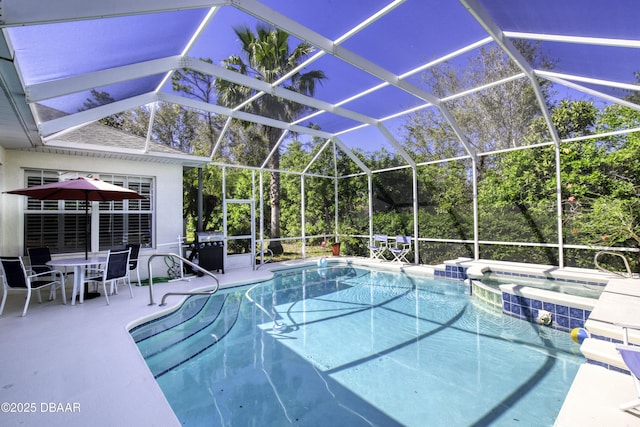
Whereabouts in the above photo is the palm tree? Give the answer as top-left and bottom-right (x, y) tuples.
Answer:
(216, 24), (326, 254)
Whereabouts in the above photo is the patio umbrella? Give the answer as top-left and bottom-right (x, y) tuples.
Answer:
(5, 176), (145, 259)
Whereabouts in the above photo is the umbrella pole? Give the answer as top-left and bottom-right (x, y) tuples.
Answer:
(83, 194), (99, 300)
(85, 195), (89, 260)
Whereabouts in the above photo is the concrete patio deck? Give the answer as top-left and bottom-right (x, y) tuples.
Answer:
(555, 276), (640, 427)
(0, 262), (278, 427)
(1, 257), (639, 426)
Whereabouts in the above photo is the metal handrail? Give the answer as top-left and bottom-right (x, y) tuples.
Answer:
(147, 253), (220, 306)
(594, 250), (633, 278)
(244, 282), (286, 331)
(255, 246), (274, 270)
(159, 291), (217, 307)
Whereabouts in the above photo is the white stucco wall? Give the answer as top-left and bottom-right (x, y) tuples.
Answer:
(0, 146), (5, 261)
(0, 150), (185, 280)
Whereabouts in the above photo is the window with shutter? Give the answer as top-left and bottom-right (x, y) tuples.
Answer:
(23, 170), (154, 255)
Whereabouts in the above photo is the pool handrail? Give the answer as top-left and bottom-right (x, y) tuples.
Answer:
(594, 250), (633, 278)
(244, 282), (285, 331)
(158, 290), (218, 307)
(255, 245), (274, 270)
(147, 253), (220, 306)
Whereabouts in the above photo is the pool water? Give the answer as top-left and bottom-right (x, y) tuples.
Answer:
(131, 264), (584, 426)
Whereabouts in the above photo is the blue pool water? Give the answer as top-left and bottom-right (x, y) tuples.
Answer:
(130, 264), (584, 426)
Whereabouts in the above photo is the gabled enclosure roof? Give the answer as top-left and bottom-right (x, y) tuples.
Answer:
(0, 0), (639, 168)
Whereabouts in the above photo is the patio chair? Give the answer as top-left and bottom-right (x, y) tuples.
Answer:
(28, 247), (57, 299)
(28, 247), (72, 298)
(126, 243), (141, 286)
(616, 344), (640, 411)
(0, 256), (66, 316)
(367, 235), (389, 260)
(390, 236), (411, 263)
(84, 248), (132, 305)
(27, 247), (53, 275)
(615, 323), (640, 412)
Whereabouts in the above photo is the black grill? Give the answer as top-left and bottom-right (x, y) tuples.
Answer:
(193, 231), (224, 273)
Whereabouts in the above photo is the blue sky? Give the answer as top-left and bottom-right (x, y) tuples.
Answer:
(7, 0), (640, 153)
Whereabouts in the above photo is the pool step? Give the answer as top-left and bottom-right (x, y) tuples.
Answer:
(140, 296), (242, 378)
(463, 259), (614, 283)
(580, 338), (627, 373)
(584, 319), (640, 346)
(580, 277), (640, 372)
(583, 279), (640, 347)
(133, 294), (225, 351)
(581, 319), (640, 372)
(130, 295), (211, 343)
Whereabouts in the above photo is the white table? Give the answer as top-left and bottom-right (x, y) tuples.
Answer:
(47, 256), (106, 305)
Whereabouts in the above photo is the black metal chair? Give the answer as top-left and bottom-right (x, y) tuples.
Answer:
(126, 243), (141, 286)
(84, 248), (132, 305)
(27, 247), (53, 275)
(0, 256), (66, 316)
(28, 247), (74, 295)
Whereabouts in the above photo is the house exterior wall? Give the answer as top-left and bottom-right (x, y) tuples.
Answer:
(0, 149), (184, 281)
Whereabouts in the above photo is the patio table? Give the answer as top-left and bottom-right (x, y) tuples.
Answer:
(47, 256), (107, 305)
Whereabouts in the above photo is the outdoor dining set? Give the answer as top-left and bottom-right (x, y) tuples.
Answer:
(0, 176), (146, 316)
(0, 244), (142, 317)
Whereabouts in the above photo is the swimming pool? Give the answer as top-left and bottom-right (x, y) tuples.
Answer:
(130, 263), (583, 426)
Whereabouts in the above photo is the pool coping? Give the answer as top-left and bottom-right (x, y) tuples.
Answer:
(1, 256), (637, 426)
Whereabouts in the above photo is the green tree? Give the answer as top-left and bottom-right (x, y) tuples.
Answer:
(80, 89), (149, 136)
(403, 41), (554, 177)
(625, 71), (640, 105)
(171, 63), (246, 236)
(281, 138), (336, 241)
(573, 104), (640, 250)
(172, 61), (221, 155)
(397, 42), (555, 263)
(183, 165), (223, 237)
(151, 103), (200, 153)
(215, 24), (327, 254)
(477, 100), (599, 264)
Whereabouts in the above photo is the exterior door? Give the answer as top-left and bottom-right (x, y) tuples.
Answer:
(223, 199), (256, 270)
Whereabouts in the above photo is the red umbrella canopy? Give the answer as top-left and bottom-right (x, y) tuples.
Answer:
(5, 177), (145, 259)
(5, 177), (145, 201)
